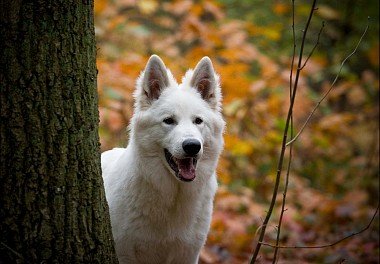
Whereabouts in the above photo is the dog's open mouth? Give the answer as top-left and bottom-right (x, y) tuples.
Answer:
(164, 149), (197, 182)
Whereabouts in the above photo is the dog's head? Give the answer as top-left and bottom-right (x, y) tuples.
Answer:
(131, 55), (224, 182)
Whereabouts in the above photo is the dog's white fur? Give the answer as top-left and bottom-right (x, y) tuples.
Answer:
(102, 55), (225, 264)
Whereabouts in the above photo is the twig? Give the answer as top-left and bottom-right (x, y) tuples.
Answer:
(272, 1), (297, 262)
(299, 21), (325, 70)
(273, 117), (294, 263)
(0, 241), (25, 262)
(286, 17), (370, 147)
(260, 204), (379, 249)
(249, 1), (318, 262)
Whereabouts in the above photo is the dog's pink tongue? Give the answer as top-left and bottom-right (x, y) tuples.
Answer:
(178, 158), (196, 180)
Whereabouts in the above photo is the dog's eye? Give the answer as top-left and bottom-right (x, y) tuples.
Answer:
(194, 117), (203, 125)
(163, 117), (175, 125)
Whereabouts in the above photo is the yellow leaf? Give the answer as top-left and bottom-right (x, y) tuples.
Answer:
(137, 0), (158, 15)
(225, 134), (254, 156)
(190, 4), (203, 17)
(317, 5), (340, 20)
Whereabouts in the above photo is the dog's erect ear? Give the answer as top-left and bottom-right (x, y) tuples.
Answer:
(190, 57), (221, 109)
(141, 55), (169, 102)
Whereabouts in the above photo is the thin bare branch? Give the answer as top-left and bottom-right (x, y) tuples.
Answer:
(299, 21), (325, 70)
(260, 204), (379, 249)
(286, 18), (370, 147)
(0, 242), (25, 262)
(249, 1), (318, 262)
(273, 119), (294, 263)
(289, 0), (296, 97)
(272, 1), (297, 261)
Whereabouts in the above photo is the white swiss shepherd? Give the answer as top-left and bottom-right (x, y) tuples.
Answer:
(101, 55), (225, 264)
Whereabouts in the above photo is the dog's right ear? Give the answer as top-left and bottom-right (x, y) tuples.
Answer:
(136, 55), (169, 107)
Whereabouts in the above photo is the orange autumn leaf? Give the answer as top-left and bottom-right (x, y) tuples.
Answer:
(273, 3), (290, 15)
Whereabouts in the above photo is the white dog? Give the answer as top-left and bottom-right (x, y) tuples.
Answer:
(101, 55), (225, 264)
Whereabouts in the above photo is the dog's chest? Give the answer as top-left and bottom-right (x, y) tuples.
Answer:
(119, 186), (210, 263)
(134, 186), (206, 235)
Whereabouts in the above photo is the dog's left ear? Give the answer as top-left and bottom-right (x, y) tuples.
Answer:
(190, 57), (221, 110)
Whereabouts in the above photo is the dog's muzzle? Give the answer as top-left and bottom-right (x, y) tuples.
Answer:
(164, 148), (198, 182)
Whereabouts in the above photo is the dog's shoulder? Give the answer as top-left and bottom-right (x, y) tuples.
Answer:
(101, 148), (126, 173)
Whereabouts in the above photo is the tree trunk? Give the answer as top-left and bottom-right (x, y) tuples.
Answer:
(0, 1), (118, 263)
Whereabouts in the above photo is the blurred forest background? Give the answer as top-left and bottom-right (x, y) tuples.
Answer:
(94, 0), (379, 263)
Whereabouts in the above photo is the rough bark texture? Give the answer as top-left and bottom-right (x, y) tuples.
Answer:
(0, 1), (118, 263)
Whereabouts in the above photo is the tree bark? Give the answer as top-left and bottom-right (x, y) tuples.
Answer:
(0, 1), (118, 263)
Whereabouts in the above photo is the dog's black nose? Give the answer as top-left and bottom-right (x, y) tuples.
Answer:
(182, 139), (201, 156)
